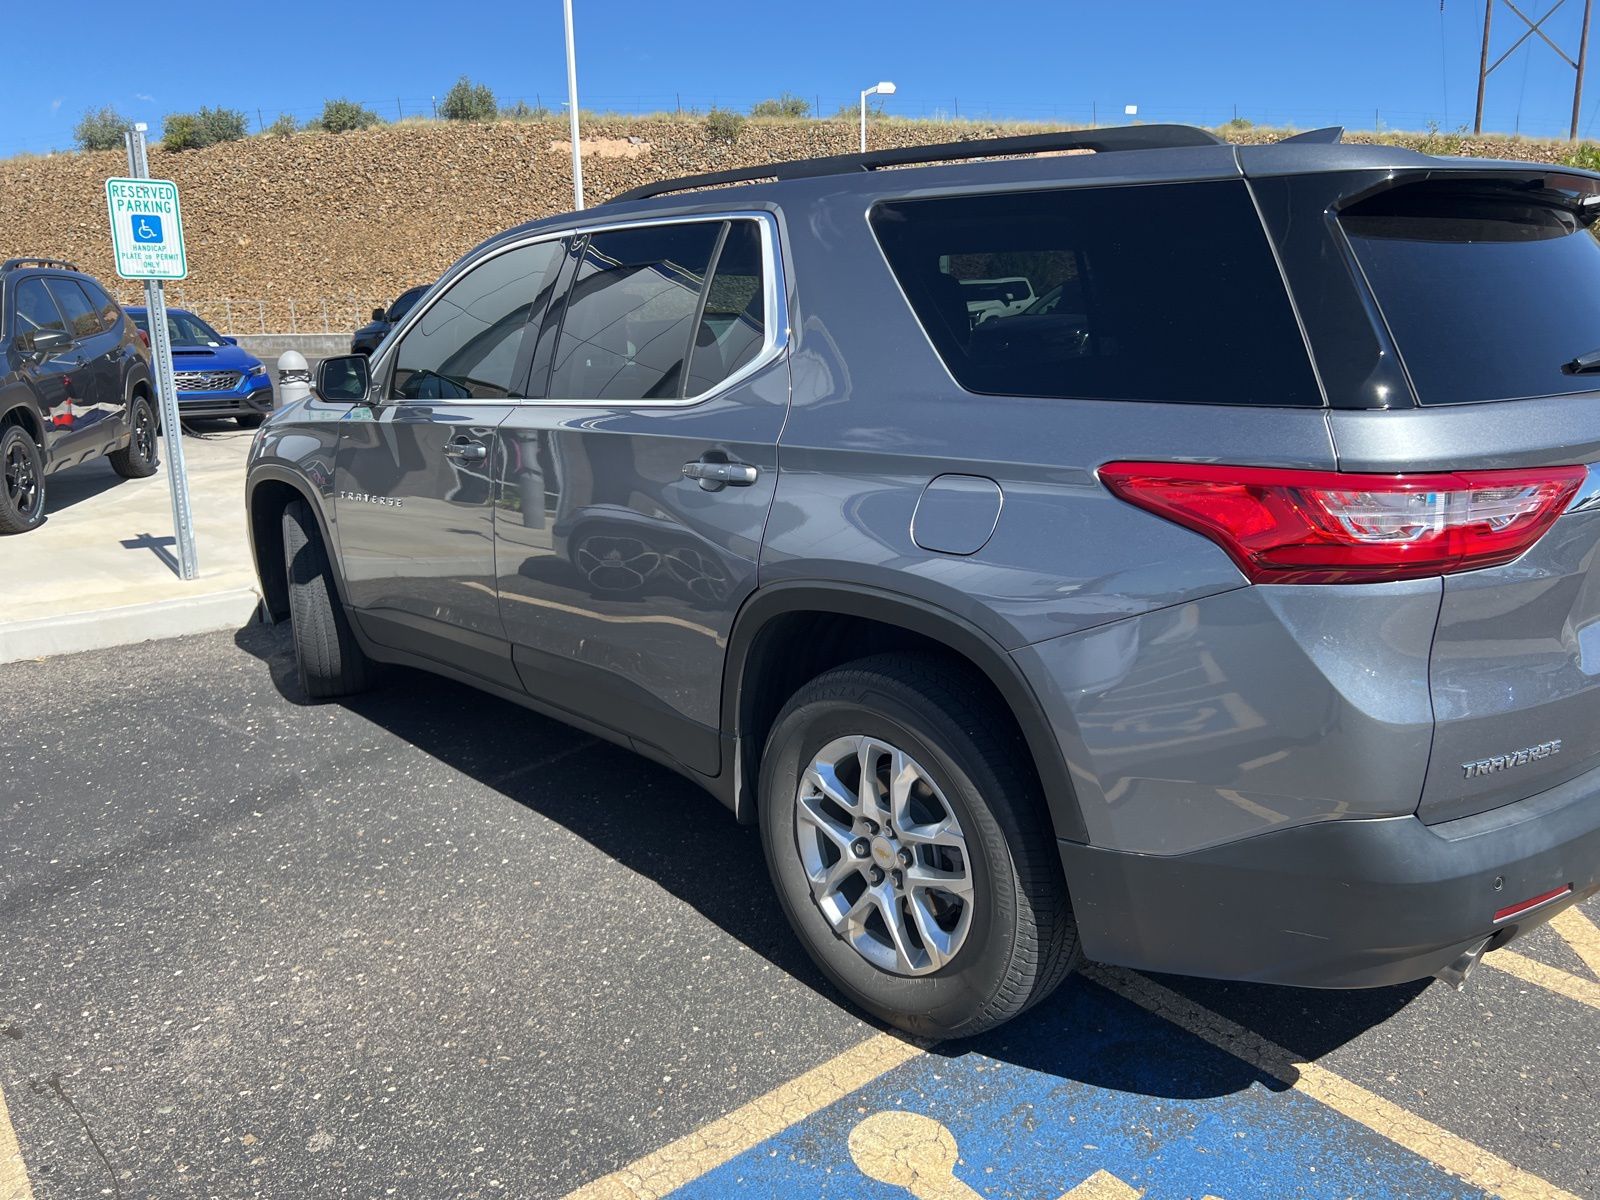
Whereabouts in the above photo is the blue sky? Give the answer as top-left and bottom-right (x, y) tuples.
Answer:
(4, 0), (1599, 157)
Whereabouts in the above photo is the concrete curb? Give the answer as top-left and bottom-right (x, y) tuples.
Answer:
(0, 587), (263, 665)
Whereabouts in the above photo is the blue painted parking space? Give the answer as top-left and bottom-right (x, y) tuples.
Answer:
(668, 978), (1484, 1199)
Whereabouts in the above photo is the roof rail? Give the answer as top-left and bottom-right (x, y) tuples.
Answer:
(2, 257), (81, 273)
(605, 124), (1226, 205)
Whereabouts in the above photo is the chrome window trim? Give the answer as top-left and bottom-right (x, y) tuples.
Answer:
(373, 210), (788, 409)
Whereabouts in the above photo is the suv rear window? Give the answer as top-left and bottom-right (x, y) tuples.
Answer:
(1341, 175), (1600, 405)
(870, 181), (1321, 407)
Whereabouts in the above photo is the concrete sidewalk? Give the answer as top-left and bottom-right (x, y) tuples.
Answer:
(0, 421), (263, 664)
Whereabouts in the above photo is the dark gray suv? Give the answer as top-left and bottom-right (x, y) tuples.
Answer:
(245, 126), (1600, 1037)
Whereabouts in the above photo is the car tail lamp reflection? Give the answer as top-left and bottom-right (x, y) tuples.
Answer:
(1098, 462), (1585, 584)
(136, 328), (150, 348)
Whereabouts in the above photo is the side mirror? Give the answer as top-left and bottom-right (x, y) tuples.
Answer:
(316, 354), (372, 403)
(221, 335), (238, 346)
(21, 329), (72, 357)
(372, 307), (387, 322)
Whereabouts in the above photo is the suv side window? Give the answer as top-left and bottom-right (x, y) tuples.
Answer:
(44, 279), (102, 340)
(77, 279), (121, 332)
(684, 220), (767, 397)
(13, 277), (67, 344)
(870, 181), (1321, 407)
(547, 221), (723, 401)
(391, 240), (563, 400)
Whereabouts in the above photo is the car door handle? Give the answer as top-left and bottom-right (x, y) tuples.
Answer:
(683, 459), (759, 489)
(443, 440), (488, 463)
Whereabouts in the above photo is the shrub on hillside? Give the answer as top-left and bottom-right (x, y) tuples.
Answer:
(441, 76), (498, 121)
(705, 107), (745, 145)
(1563, 142), (1600, 171)
(750, 93), (810, 118)
(74, 106), (130, 151)
(265, 113), (298, 139)
(162, 106), (248, 151)
(501, 100), (552, 121)
(318, 98), (382, 134)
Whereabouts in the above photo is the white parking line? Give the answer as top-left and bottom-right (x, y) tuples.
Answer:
(0, 1083), (33, 1200)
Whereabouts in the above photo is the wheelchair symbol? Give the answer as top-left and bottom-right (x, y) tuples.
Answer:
(132, 214), (163, 243)
(848, 1111), (1227, 1200)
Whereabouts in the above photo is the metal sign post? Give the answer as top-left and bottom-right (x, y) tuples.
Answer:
(110, 124), (197, 580)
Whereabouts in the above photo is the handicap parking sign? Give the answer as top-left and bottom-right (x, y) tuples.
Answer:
(104, 178), (186, 279)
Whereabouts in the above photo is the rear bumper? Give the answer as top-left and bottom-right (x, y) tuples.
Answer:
(1060, 761), (1600, 988)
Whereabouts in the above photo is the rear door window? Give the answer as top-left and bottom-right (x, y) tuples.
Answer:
(870, 180), (1321, 407)
(684, 220), (767, 396)
(44, 279), (102, 340)
(547, 222), (723, 401)
(77, 279), (121, 332)
(1341, 175), (1600, 405)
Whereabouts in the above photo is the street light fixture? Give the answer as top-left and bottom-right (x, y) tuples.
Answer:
(860, 81), (896, 153)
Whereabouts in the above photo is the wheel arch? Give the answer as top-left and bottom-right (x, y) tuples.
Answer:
(0, 399), (43, 446)
(246, 468), (345, 622)
(721, 582), (1088, 843)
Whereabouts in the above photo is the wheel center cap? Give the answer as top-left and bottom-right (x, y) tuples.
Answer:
(870, 836), (896, 869)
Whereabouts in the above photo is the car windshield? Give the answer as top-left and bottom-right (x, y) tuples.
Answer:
(132, 309), (225, 347)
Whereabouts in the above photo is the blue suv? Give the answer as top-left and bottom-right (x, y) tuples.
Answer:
(128, 306), (272, 427)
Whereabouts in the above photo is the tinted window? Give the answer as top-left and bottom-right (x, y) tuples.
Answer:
(78, 279), (121, 331)
(1342, 176), (1600, 405)
(12, 278), (66, 341)
(548, 222), (722, 401)
(388, 285), (429, 322)
(684, 220), (767, 396)
(167, 310), (223, 345)
(871, 181), (1321, 406)
(45, 279), (101, 339)
(392, 241), (561, 400)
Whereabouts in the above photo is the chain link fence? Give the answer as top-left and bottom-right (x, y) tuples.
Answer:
(112, 288), (384, 336)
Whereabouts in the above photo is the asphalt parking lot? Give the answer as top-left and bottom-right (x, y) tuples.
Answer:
(2, 626), (1598, 1199)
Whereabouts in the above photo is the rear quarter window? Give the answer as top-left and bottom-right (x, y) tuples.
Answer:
(870, 180), (1322, 407)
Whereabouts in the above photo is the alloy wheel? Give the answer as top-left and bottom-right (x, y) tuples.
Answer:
(4, 441), (40, 520)
(134, 404), (156, 462)
(794, 734), (974, 976)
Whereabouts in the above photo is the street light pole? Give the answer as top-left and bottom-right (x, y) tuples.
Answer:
(859, 81), (897, 153)
(563, 0), (584, 209)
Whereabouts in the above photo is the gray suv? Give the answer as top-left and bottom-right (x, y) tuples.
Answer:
(246, 126), (1600, 1037)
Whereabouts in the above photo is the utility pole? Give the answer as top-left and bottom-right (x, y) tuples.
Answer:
(563, 0), (584, 209)
(1473, 0), (1594, 139)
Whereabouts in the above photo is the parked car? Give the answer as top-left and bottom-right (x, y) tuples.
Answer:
(959, 275), (1035, 324)
(127, 306), (272, 428)
(349, 284), (430, 356)
(246, 126), (1600, 1038)
(0, 257), (155, 533)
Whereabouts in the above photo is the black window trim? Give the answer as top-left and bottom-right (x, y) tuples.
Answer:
(373, 210), (789, 409)
(864, 177), (1330, 410)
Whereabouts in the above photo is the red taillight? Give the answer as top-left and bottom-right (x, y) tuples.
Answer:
(1099, 461), (1585, 585)
(136, 328), (150, 348)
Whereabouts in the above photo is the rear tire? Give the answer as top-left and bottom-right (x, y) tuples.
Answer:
(0, 424), (46, 534)
(758, 652), (1078, 1038)
(282, 499), (375, 699)
(109, 395), (159, 479)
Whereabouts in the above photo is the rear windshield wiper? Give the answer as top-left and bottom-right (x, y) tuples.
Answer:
(1564, 348), (1600, 374)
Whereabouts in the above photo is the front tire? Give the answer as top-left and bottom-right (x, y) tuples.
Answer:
(281, 499), (375, 699)
(759, 652), (1078, 1038)
(0, 424), (46, 534)
(109, 395), (159, 479)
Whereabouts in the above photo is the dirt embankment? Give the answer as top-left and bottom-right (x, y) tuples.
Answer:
(1, 118), (1582, 333)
